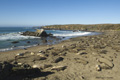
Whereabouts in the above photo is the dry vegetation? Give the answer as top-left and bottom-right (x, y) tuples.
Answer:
(42, 24), (120, 31)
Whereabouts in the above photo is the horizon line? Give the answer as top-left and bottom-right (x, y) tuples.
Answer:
(0, 23), (120, 27)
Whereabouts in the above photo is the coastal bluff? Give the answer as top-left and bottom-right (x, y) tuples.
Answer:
(22, 29), (52, 37)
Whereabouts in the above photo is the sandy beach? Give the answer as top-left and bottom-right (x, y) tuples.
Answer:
(0, 30), (120, 80)
(1, 0), (120, 79)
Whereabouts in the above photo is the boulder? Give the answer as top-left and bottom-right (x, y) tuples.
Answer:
(22, 29), (51, 37)
(38, 30), (48, 37)
(22, 31), (36, 36)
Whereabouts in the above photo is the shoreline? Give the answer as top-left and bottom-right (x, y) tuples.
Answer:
(0, 30), (120, 80)
(0, 30), (101, 52)
(0, 30), (102, 53)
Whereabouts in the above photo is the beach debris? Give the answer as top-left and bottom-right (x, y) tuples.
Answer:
(31, 52), (35, 55)
(96, 65), (101, 71)
(16, 53), (24, 56)
(53, 57), (64, 63)
(51, 66), (67, 71)
(98, 57), (114, 69)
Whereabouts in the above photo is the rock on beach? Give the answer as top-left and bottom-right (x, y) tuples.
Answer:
(22, 29), (52, 37)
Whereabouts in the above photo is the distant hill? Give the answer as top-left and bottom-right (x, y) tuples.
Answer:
(40, 24), (120, 31)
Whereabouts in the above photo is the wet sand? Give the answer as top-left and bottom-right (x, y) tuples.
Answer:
(0, 30), (120, 80)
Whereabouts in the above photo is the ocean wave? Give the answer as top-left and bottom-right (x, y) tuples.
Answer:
(0, 32), (40, 41)
(53, 31), (92, 37)
(0, 44), (37, 52)
(0, 47), (14, 52)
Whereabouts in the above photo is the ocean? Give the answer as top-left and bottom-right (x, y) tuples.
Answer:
(0, 27), (100, 52)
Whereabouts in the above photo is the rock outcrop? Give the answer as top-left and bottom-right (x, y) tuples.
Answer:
(22, 29), (52, 37)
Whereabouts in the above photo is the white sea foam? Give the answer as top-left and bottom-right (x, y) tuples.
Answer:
(0, 32), (40, 41)
(0, 47), (13, 52)
(53, 31), (92, 37)
(0, 44), (37, 52)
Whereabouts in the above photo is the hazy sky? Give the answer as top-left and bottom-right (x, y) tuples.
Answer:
(0, 0), (120, 26)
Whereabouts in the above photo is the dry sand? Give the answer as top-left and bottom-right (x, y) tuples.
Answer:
(0, 31), (120, 80)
